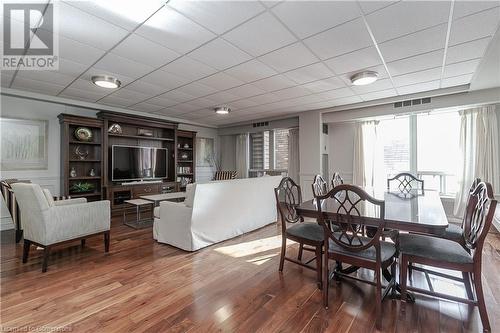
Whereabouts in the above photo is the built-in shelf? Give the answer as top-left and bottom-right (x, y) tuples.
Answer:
(69, 176), (101, 180)
(178, 160), (193, 162)
(177, 173), (193, 176)
(108, 133), (174, 141)
(177, 147), (193, 151)
(69, 141), (101, 145)
(69, 159), (101, 162)
(70, 192), (102, 198)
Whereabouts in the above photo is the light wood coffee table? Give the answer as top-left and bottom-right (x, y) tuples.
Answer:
(123, 199), (155, 229)
(140, 192), (186, 206)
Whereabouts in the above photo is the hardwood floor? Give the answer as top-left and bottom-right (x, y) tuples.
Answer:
(1, 221), (499, 333)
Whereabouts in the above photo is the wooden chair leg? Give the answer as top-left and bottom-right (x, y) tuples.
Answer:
(400, 254), (408, 314)
(104, 231), (110, 253)
(279, 237), (286, 272)
(315, 246), (322, 290)
(41, 246), (51, 273)
(408, 262), (413, 280)
(22, 239), (31, 263)
(323, 250), (329, 309)
(375, 266), (382, 330)
(390, 260), (397, 298)
(81, 239), (86, 248)
(473, 269), (491, 332)
(462, 272), (474, 301)
(297, 243), (304, 261)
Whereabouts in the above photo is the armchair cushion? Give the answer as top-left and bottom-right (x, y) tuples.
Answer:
(442, 223), (463, 242)
(399, 234), (473, 264)
(43, 189), (55, 207)
(53, 198), (87, 206)
(286, 222), (324, 243)
(184, 183), (196, 208)
(328, 235), (396, 263)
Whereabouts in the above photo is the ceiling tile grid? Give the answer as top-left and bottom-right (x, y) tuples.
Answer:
(2, 1), (499, 126)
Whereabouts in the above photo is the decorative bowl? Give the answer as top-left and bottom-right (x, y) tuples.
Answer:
(74, 127), (93, 142)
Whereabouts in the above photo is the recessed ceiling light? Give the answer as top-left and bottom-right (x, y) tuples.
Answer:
(214, 106), (231, 115)
(91, 75), (121, 89)
(350, 71), (378, 86)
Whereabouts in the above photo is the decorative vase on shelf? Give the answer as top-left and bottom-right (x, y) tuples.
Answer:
(181, 152), (188, 159)
(183, 143), (190, 148)
(89, 168), (96, 177)
(70, 167), (77, 178)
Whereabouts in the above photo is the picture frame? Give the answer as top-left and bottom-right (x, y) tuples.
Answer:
(0, 117), (49, 170)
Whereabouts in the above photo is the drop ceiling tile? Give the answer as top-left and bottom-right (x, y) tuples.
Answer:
(204, 91), (240, 104)
(246, 93), (281, 105)
(378, 24), (447, 62)
(171, 103), (202, 113)
(141, 70), (190, 91)
(159, 89), (197, 103)
(136, 6), (216, 53)
(224, 60), (277, 83)
(252, 75), (296, 92)
(359, 88), (398, 101)
(125, 79), (168, 96)
(16, 58), (87, 86)
(259, 42), (318, 72)
(11, 76), (65, 95)
(198, 72), (245, 90)
(443, 59), (481, 78)
(448, 7), (500, 46)
(176, 82), (218, 98)
(40, 2), (129, 50)
(284, 63), (334, 84)
(230, 98), (260, 110)
(452, 1), (500, 20)
(223, 12), (297, 57)
(302, 77), (346, 93)
(392, 67), (442, 87)
(64, 0), (165, 31)
(168, 0), (265, 34)
(358, 1), (398, 15)
(100, 95), (136, 107)
(94, 53), (154, 79)
(1, 73), (13, 87)
(396, 80), (441, 95)
(386, 49), (444, 76)
(130, 102), (165, 113)
(329, 95), (364, 106)
(154, 108), (187, 116)
(325, 46), (382, 75)
(365, 1), (451, 43)
(304, 18), (373, 60)
(272, 86), (313, 100)
(315, 87), (355, 100)
(441, 73), (473, 87)
(188, 97), (218, 108)
(112, 34), (180, 68)
(162, 56), (217, 81)
(147, 96), (178, 107)
(107, 88), (153, 101)
(188, 38), (252, 70)
(59, 87), (107, 102)
(225, 84), (266, 99)
(350, 78), (394, 94)
(272, 1), (359, 38)
(445, 37), (491, 64)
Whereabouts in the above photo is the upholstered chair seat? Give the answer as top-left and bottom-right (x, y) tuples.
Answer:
(328, 236), (396, 263)
(399, 234), (473, 264)
(286, 222), (324, 243)
(440, 223), (464, 243)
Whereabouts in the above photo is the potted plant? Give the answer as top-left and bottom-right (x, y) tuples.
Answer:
(70, 182), (95, 193)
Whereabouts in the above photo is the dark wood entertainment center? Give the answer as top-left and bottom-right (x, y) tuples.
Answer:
(59, 112), (196, 216)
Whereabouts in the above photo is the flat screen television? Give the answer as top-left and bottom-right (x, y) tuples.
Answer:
(111, 145), (168, 182)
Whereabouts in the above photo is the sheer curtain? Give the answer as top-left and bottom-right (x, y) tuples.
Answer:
(353, 121), (383, 189)
(287, 128), (299, 182)
(454, 105), (499, 216)
(235, 133), (249, 179)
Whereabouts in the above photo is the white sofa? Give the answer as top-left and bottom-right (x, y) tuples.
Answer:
(153, 176), (282, 251)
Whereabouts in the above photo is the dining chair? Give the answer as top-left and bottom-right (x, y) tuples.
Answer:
(398, 181), (497, 332)
(387, 172), (424, 194)
(316, 184), (397, 330)
(331, 172), (344, 188)
(275, 177), (323, 289)
(312, 174), (329, 197)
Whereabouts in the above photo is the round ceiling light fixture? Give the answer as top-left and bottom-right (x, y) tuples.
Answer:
(214, 106), (231, 115)
(350, 71), (378, 86)
(91, 75), (121, 89)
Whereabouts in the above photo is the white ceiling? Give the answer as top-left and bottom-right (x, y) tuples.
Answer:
(1, 0), (499, 126)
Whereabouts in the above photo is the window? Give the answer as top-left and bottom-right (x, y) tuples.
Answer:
(377, 112), (460, 195)
(249, 129), (289, 176)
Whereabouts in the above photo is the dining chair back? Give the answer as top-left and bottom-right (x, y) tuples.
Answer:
(312, 174), (329, 197)
(331, 172), (344, 188)
(387, 172), (424, 194)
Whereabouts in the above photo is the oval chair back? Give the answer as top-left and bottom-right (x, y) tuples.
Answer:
(275, 177), (303, 233)
(312, 174), (329, 197)
(331, 172), (344, 188)
(387, 172), (424, 194)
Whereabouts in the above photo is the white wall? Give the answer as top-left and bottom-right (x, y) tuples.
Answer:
(299, 110), (322, 200)
(328, 122), (356, 184)
(218, 135), (236, 171)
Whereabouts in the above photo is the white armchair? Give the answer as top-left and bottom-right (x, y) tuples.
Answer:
(11, 183), (111, 272)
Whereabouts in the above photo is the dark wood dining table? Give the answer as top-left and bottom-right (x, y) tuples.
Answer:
(295, 188), (449, 300)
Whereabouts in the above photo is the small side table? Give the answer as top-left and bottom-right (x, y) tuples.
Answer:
(123, 199), (154, 229)
(140, 192), (187, 206)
